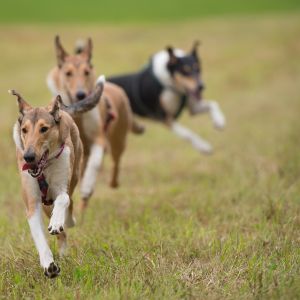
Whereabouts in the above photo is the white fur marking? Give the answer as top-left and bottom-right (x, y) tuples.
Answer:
(48, 192), (70, 234)
(160, 89), (181, 116)
(46, 75), (59, 96)
(189, 99), (226, 129)
(28, 203), (54, 268)
(13, 122), (24, 152)
(171, 122), (213, 154)
(80, 144), (104, 199)
(44, 146), (71, 197)
(152, 49), (185, 87)
(82, 106), (101, 141)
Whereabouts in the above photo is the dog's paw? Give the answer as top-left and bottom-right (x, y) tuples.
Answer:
(110, 180), (119, 189)
(192, 139), (213, 155)
(48, 220), (64, 235)
(212, 110), (226, 130)
(213, 115), (226, 130)
(44, 262), (60, 279)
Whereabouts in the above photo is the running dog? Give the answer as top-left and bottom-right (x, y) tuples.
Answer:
(11, 82), (103, 278)
(108, 42), (226, 154)
(47, 36), (143, 214)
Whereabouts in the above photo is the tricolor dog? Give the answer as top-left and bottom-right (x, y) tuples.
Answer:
(47, 36), (143, 214)
(11, 83), (103, 278)
(108, 42), (226, 154)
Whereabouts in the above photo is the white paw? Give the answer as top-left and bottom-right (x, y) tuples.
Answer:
(48, 214), (65, 235)
(44, 262), (60, 278)
(192, 138), (213, 155)
(212, 111), (226, 130)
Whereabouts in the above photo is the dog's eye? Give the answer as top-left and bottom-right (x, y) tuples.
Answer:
(84, 70), (90, 76)
(65, 71), (73, 77)
(40, 126), (49, 133)
(22, 128), (27, 134)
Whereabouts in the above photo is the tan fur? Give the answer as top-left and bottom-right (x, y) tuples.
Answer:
(47, 37), (140, 213)
(13, 95), (83, 266)
(173, 72), (199, 93)
(17, 108), (82, 218)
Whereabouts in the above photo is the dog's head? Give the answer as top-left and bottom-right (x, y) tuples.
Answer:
(11, 90), (63, 166)
(55, 35), (95, 103)
(166, 41), (204, 100)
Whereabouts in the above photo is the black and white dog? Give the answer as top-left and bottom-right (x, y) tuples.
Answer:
(77, 41), (226, 154)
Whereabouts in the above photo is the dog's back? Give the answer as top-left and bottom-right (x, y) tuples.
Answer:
(108, 65), (166, 120)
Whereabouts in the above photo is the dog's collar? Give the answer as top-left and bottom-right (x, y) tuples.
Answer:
(22, 143), (65, 206)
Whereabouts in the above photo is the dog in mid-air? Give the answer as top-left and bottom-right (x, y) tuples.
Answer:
(47, 36), (143, 214)
(10, 83), (103, 278)
(108, 41), (225, 154)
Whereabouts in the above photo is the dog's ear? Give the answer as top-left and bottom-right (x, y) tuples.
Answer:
(8, 89), (32, 118)
(166, 46), (178, 69)
(50, 95), (61, 124)
(82, 37), (93, 64)
(55, 35), (68, 68)
(191, 40), (200, 59)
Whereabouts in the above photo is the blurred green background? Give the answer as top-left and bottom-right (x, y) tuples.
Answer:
(1, 0), (300, 23)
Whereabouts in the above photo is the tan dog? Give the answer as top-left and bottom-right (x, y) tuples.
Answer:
(11, 83), (103, 278)
(47, 36), (143, 214)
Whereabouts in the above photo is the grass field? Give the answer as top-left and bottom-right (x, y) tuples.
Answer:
(1, 0), (300, 23)
(0, 12), (300, 299)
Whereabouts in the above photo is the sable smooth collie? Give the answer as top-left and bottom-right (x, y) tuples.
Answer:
(47, 36), (143, 215)
(10, 83), (103, 278)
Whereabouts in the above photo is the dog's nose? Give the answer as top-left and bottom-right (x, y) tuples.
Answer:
(76, 91), (86, 101)
(24, 152), (36, 163)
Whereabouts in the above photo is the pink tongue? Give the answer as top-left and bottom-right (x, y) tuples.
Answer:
(22, 163), (36, 171)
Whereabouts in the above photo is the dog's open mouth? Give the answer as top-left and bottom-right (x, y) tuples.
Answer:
(22, 150), (49, 178)
(187, 88), (202, 101)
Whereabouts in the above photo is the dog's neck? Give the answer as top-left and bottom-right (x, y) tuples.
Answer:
(152, 49), (185, 91)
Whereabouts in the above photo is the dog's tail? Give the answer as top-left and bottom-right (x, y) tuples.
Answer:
(74, 39), (86, 54)
(59, 76), (105, 116)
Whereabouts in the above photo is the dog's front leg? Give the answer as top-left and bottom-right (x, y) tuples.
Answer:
(189, 99), (226, 130)
(48, 192), (70, 235)
(28, 202), (60, 278)
(80, 143), (104, 211)
(170, 122), (213, 154)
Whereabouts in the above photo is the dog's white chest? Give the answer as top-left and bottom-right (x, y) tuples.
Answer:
(44, 147), (71, 198)
(82, 107), (101, 141)
(160, 89), (182, 116)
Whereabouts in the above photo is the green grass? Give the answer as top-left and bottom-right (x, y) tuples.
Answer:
(0, 13), (300, 299)
(0, 0), (300, 23)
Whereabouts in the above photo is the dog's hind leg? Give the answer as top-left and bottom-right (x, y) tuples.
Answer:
(110, 153), (120, 188)
(57, 231), (67, 257)
(170, 122), (213, 154)
(131, 118), (145, 135)
(110, 140), (125, 188)
(80, 142), (104, 212)
(65, 198), (75, 228)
